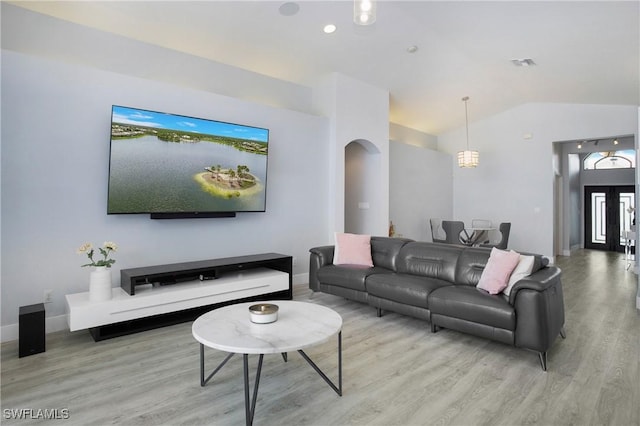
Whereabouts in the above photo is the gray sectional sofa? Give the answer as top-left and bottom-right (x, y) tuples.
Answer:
(309, 237), (565, 370)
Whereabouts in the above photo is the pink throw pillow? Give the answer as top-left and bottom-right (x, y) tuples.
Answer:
(477, 248), (521, 295)
(333, 233), (373, 267)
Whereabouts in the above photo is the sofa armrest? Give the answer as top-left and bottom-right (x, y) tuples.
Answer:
(511, 266), (565, 353)
(309, 246), (334, 291)
(508, 266), (562, 305)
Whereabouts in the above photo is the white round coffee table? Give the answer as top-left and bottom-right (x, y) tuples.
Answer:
(192, 300), (343, 426)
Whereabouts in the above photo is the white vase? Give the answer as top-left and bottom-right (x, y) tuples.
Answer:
(89, 266), (112, 302)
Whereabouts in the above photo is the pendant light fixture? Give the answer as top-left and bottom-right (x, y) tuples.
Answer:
(457, 96), (479, 168)
(354, 0), (376, 25)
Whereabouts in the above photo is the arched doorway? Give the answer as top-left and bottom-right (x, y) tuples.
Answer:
(344, 139), (382, 234)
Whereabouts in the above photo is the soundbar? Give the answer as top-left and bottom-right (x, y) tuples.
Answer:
(150, 212), (236, 219)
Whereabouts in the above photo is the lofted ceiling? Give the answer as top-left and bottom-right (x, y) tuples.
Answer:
(12, 1), (640, 135)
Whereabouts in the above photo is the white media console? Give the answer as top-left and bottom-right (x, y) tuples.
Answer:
(66, 253), (292, 340)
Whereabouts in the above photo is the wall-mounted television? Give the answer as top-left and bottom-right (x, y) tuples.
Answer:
(107, 105), (269, 218)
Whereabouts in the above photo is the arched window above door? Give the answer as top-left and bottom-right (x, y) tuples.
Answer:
(583, 150), (636, 170)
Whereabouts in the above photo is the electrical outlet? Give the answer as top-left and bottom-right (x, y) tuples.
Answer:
(292, 257), (297, 267)
(44, 289), (53, 304)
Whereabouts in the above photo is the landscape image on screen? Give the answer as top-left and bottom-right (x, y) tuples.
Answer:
(107, 105), (269, 214)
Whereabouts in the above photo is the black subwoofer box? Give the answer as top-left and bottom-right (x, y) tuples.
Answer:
(19, 303), (45, 357)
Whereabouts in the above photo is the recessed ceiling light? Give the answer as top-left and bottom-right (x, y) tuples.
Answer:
(323, 24), (337, 34)
(279, 2), (300, 16)
(407, 45), (418, 53)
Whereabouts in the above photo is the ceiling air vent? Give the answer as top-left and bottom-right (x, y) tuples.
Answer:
(511, 58), (536, 67)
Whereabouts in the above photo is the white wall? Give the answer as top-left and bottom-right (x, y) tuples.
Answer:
(567, 154), (582, 250)
(390, 123), (438, 150)
(1, 3), (313, 116)
(313, 73), (390, 238)
(389, 142), (453, 241)
(438, 103), (639, 258)
(0, 50), (329, 334)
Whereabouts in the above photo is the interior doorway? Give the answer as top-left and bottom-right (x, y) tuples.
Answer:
(553, 135), (636, 257)
(344, 139), (381, 235)
(584, 185), (635, 252)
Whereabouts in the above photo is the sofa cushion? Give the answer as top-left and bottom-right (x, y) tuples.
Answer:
(371, 236), (413, 271)
(333, 233), (373, 267)
(454, 247), (490, 286)
(317, 265), (391, 292)
(366, 273), (451, 309)
(428, 286), (516, 330)
(397, 242), (463, 282)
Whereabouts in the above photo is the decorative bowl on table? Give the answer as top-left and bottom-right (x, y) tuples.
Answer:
(249, 303), (279, 324)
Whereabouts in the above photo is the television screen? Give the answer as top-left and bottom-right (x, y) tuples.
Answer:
(107, 105), (269, 216)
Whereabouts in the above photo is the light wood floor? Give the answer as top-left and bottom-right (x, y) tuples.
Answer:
(2, 249), (639, 425)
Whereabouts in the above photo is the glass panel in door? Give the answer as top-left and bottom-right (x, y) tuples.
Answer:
(619, 191), (635, 246)
(585, 186), (635, 252)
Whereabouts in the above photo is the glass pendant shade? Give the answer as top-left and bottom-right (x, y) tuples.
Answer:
(354, 0), (376, 25)
(458, 96), (479, 168)
(457, 150), (479, 168)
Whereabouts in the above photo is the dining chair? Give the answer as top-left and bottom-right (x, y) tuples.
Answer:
(442, 220), (466, 245)
(430, 218), (447, 243)
(480, 222), (511, 250)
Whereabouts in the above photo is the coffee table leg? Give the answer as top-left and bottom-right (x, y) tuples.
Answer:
(339, 331), (342, 392)
(200, 344), (235, 387)
(200, 344), (204, 385)
(297, 331), (343, 396)
(243, 354), (264, 426)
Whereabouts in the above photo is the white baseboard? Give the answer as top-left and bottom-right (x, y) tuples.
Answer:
(1, 324), (18, 343)
(1, 273), (310, 343)
(1, 313), (68, 343)
(293, 272), (308, 286)
(561, 245), (582, 257)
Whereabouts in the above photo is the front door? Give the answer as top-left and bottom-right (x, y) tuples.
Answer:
(584, 185), (635, 252)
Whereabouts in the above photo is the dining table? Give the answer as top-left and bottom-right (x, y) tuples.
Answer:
(460, 227), (495, 246)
